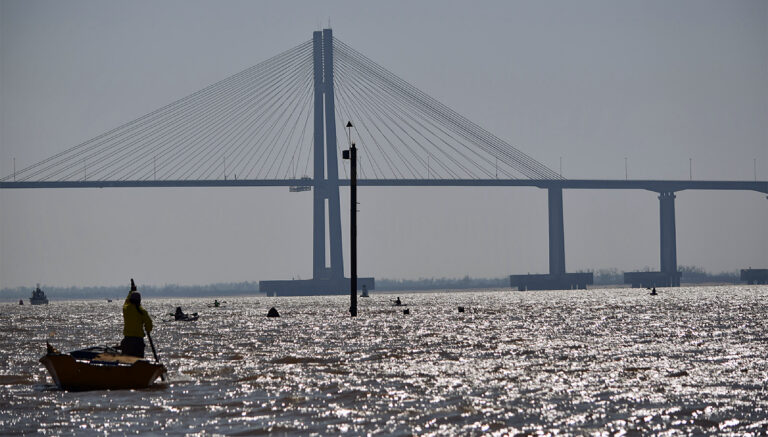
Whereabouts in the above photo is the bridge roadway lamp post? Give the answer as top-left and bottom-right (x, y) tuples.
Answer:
(343, 121), (358, 317)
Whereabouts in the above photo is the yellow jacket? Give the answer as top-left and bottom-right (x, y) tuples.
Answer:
(123, 291), (153, 337)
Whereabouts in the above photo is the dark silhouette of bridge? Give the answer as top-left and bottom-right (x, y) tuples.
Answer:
(2, 29), (766, 294)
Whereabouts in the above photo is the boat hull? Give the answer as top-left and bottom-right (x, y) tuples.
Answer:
(40, 353), (165, 391)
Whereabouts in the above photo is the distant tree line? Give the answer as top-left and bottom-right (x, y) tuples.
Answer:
(376, 275), (508, 291)
(588, 266), (739, 285)
(0, 266), (744, 300)
(677, 265), (739, 284)
(378, 266), (741, 290)
(1, 281), (259, 300)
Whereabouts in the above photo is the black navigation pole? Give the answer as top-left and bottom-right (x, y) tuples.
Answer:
(343, 121), (358, 317)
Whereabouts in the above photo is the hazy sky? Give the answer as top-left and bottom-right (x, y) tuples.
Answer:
(1, 0), (766, 289)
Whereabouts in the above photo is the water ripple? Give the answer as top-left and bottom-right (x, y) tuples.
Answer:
(1, 286), (767, 434)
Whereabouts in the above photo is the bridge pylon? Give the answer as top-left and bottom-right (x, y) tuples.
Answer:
(260, 29), (374, 297)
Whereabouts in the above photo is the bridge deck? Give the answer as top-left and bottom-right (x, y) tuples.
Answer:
(1, 179), (766, 193)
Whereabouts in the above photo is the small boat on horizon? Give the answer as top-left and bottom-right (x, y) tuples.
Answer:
(29, 284), (49, 305)
(40, 343), (165, 391)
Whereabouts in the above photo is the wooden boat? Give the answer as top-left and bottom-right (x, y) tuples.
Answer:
(40, 343), (165, 391)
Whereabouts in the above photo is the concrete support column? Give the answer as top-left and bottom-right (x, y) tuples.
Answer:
(323, 28), (344, 281)
(659, 191), (678, 285)
(311, 31), (326, 280)
(311, 28), (344, 281)
(548, 188), (566, 275)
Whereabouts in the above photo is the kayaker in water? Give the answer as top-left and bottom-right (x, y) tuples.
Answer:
(121, 279), (153, 358)
(174, 306), (188, 320)
(394, 297), (402, 306)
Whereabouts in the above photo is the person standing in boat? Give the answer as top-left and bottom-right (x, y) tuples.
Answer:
(121, 279), (153, 357)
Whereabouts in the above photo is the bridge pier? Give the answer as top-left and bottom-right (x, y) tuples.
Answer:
(741, 268), (768, 284)
(659, 191), (680, 284)
(624, 191), (682, 287)
(260, 28), (374, 297)
(510, 188), (593, 291)
(548, 187), (566, 275)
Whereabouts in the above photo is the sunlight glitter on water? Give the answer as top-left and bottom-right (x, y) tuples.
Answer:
(1, 285), (767, 435)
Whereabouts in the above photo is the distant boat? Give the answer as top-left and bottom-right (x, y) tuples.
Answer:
(30, 284), (49, 305)
(19, 299), (23, 305)
(361, 285), (369, 298)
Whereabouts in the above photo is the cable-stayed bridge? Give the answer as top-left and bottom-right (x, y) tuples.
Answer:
(2, 29), (766, 294)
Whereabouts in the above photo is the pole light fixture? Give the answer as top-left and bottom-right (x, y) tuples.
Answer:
(343, 121), (358, 317)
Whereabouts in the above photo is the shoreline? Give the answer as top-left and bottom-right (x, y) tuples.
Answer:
(2, 282), (762, 303)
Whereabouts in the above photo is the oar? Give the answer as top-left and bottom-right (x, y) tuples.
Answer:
(145, 330), (166, 382)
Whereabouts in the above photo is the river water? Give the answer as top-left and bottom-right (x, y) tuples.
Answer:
(1, 286), (767, 435)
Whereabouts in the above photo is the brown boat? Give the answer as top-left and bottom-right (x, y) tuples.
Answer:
(40, 343), (166, 391)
